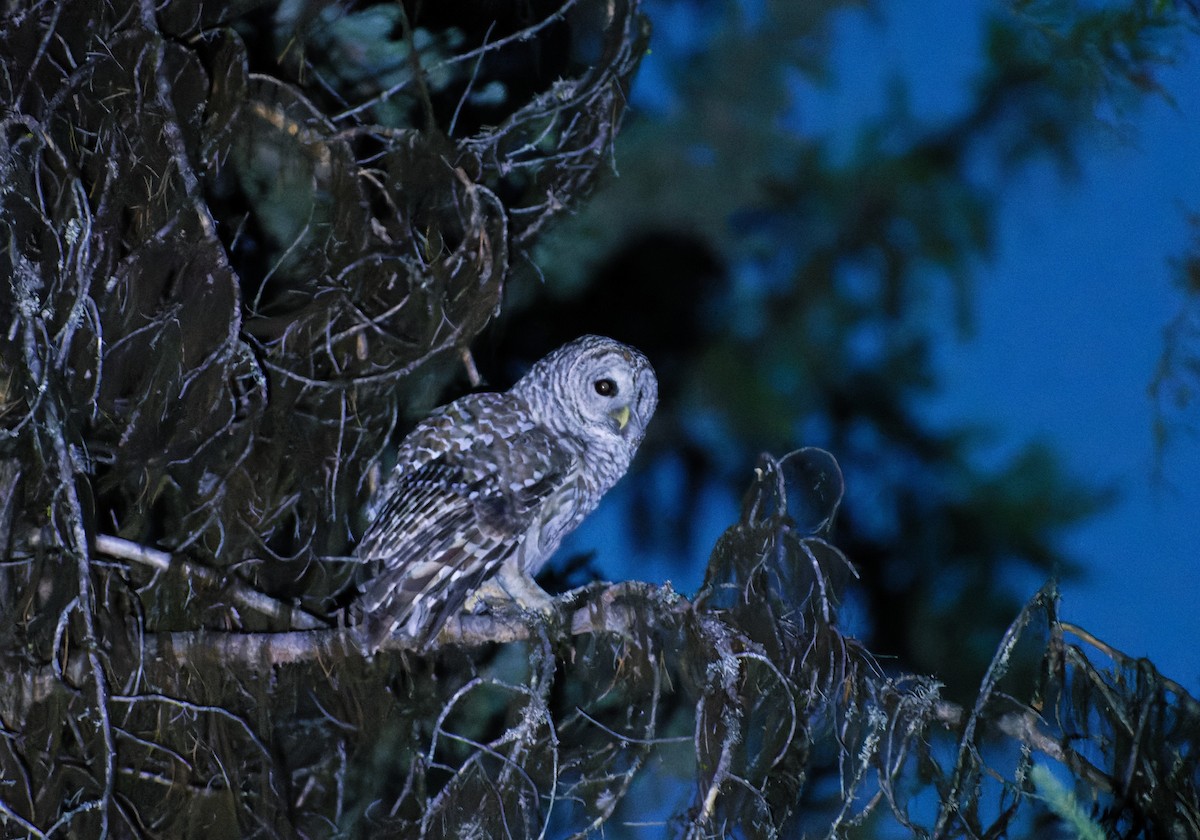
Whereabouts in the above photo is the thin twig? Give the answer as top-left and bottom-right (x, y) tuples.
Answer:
(94, 534), (327, 631)
(334, 0), (584, 122)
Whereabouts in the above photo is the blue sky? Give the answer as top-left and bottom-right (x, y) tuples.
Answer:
(783, 1), (1200, 688)
(858, 2), (1200, 689)
(570, 0), (1200, 690)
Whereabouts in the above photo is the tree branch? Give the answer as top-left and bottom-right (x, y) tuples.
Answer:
(93, 534), (328, 631)
(0, 581), (689, 720)
(144, 580), (688, 667)
(931, 699), (1115, 796)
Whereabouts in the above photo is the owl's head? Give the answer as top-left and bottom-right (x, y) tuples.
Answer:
(517, 335), (658, 447)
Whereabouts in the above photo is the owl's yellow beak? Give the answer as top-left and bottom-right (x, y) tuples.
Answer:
(610, 405), (631, 431)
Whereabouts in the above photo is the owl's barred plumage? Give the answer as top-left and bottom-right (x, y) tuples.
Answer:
(357, 335), (658, 648)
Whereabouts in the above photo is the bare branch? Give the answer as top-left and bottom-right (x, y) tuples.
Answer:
(93, 534), (327, 631)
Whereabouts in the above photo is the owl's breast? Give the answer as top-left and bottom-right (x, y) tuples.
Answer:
(516, 461), (588, 576)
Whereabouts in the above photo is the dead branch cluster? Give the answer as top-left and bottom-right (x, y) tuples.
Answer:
(1, 0), (647, 834)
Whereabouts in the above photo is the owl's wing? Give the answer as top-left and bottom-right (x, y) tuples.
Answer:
(357, 395), (575, 647)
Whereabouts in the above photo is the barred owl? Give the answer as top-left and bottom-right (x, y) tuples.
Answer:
(357, 335), (658, 648)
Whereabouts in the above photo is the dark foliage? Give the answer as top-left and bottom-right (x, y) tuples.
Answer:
(1, 0), (645, 628)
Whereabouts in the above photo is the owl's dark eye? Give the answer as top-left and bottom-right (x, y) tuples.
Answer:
(594, 378), (617, 397)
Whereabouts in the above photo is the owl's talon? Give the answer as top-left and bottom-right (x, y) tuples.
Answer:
(466, 565), (557, 616)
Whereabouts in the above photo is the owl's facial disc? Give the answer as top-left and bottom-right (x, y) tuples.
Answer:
(576, 355), (633, 432)
(517, 335), (656, 442)
(579, 352), (647, 437)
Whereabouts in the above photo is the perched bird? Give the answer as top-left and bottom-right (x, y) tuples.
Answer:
(357, 335), (658, 648)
